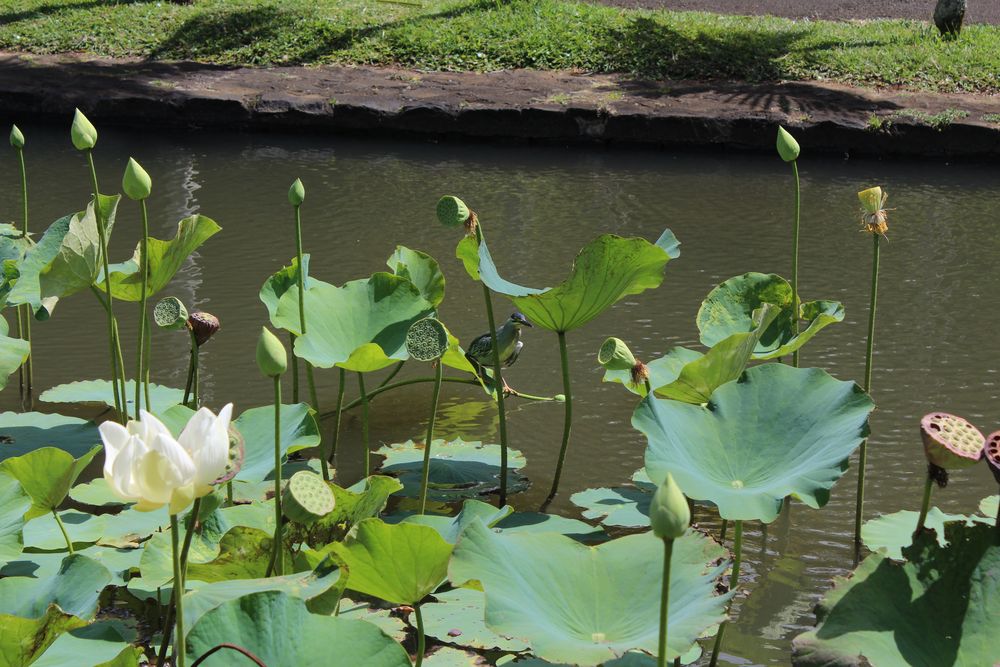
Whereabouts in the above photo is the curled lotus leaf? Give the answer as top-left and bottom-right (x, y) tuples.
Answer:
(259, 254), (316, 328)
(697, 272), (844, 360)
(0, 317), (30, 392)
(0, 446), (100, 520)
(387, 245), (446, 308)
(636, 363), (873, 523)
(396, 499), (514, 544)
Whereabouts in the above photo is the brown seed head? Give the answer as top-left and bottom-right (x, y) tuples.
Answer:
(188, 311), (221, 347)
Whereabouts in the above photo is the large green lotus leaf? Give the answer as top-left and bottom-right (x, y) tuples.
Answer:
(23, 510), (106, 550)
(476, 231), (678, 333)
(334, 518), (453, 605)
(183, 553), (344, 628)
(697, 273), (844, 360)
(185, 591), (411, 666)
(0, 605), (87, 667)
(421, 587), (529, 652)
(375, 438), (527, 502)
(980, 495), (998, 518)
(450, 522), (729, 665)
(0, 412), (99, 463)
(104, 215), (221, 301)
(318, 475), (403, 532)
(791, 522), (1000, 666)
(69, 478), (126, 508)
(185, 526), (288, 583)
(455, 235), (481, 282)
(0, 327), (28, 392)
(0, 553), (111, 619)
(387, 245), (445, 308)
(603, 347), (701, 397)
(259, 254), (318, 327)
(423, 646), (494, 666)
(861, 508), (991, 561)
(7, 195), (120, 317)
(637, 364), (873, 523)
(32, 621), (143, 667)
(396, 499), (514, 543)
(98, 506), (171, 548)
(494, 512), (606, 542)
(0, 471), (30, 560)
(275, 272), (434, 372)
(233, 403), (320, 483)
(570, 484), (652, 529)
(0, 446), (100, 519)
(338, 596), (407, 641)
(501, 650), (702, 666)
(40, 380), (183, 415)
(2, 544), (142, 588)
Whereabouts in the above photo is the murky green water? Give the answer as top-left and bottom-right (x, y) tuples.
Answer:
(1, 126), (998, 665)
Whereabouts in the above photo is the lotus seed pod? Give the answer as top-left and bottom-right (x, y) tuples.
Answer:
(122, 157), (152, 201)
(436, 196), (470, 227)
(406, 317), (449, 362)
(70, 108), (98, 151)
(211, 425), (245, 486)
(282, 471), (335, 525)
(188, 311), (221, 347)
(598, 337), (637, 372)
(256, 327), (287, 378)
(153, 297), (189, 330)
(776, 126), (800, 162)
(920, 412), (984, 470)
(858, 186), (889, 236)
(9, 125), (24, 150)
(650, 472), (690, 540)
(984, 431), (1000, 485)
(288, 178), (305, 206)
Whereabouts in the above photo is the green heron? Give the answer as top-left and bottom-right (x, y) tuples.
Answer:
(466, 312), (532, 386)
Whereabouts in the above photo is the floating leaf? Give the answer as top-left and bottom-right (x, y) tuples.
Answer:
(697, 273), (844, 360)
(104, 215), (221, 301)
(338, 596), (408, 642)
(603, 347), (701, 397)
(450, 522), (729, 665)
(23, 510), (106, 550)
(397, 499), (513, 543)
(0, 446), (100, 519)
(792, 523), (1000, 666)
(0, 553), (111, 620)
(69, 478), (127, 508)
(322, 475), (403, 531)
(233, 403), (320, 483)
(636, 364), (873, 523)
(861, 507), (990, 560)
(0, 411), (100, 464)
(421, 587), (530, 652)
(40, 380), (183, 414)
(494, 512), (605, 542)
(0, 472), (30, 560)
(376, 438), (527, 502)
(387, 245), (446, 308)
(184, 591), (411, 667)
(0, 544), (141, 588)
(31, 621), (143, 667)
(980, 495), (998, 518)
(0, 605), (87, 667)
(570, 484), (652, 529)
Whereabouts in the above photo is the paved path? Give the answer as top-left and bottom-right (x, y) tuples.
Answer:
(595, 0), (1000, 25)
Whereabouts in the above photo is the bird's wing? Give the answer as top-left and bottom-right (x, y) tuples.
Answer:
(466, 332), (493, 361)
(504, 341), (524, 367)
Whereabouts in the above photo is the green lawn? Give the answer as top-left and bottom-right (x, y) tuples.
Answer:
(1, 0), (999, 93)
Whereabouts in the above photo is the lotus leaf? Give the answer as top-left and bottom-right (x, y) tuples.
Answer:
(570, 484), (652, 529)
(861, 508), (991, 560)
(338, 596), (408, 641)
(791, 522), (1000, 666)
(98, 506), (171, 548)
(0, 412), (100, 464)
(423, 646), (492, 666)
(387, 245), (446, 307)
(398, 499), (514, 543)
(259, 254), (316, 326)
(0, 544), (141, 587)
(0, 446), (100, 519)
(376, 438), (527, 502)
(603, 347), (702, 397)
(334, 518), (453, 605)
(0, 318), (29, 391)
(184, 591), (411, 667)
(69, 478), (127, 508)
(697, 273), (844, 360)
(637, 364), (873, 523)
(449, 522), (729, 665)
(0, 605), (87, 667)
(32, 622), (143, 667)
(421, 587), (530, 652)
(0, 472), (29, 560)
(501, 650), (702, 666)
(494, 511), (605, 541)
(0, 553), (111, 620)
(23, 511), (105, 550)
(274, 272), (434, 372)
(980, 495), (998, 518)
(475, 231), (678, 332)
(320, 475), (403, 531)
(40, 380), (183, 414)
(228, 403), (320, 483)
(104, 214), (221, 301)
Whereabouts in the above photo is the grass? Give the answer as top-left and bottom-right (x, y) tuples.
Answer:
(892, 107), (970, 128)
(1, 0), (1000, 92)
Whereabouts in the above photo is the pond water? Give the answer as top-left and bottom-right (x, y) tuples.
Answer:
(1, 126), (998, 665)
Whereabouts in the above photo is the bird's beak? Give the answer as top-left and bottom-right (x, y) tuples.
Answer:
(522, 320), (533, 327)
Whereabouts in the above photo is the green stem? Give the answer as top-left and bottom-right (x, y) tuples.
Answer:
(135, 200), (149, 415)
(188, 329), (200, 409)
(657, 537), (674, 667)
(914, 471), (934, 536)
(271, 375), (283, 577)
(854, 233), (880, 550)
(112, 319), (128, 417)
(15, 148), (32, 411)
(290, 332), (299, 404)
(419, 363), (443, 515)
(377, 360), (405, 391)
(414, 604), (425, 667)
(182, 334), (196, 407)
(157, 497), (202, 667)
(16, 306), (24, 410)
(324, 367), (346, 481)
(226, 482), (233, 507)
(720, 518), (728, 543)
(53, 510), (73, 554)
(709, 520), (742, 667)
(791, 159), (801, 368)
(16, 146), (27, 238)
(546, 331), (573, 503)
(358, 372), (370, 478)
(995, 484), (999, 531)
(22, 306), (32, 411)
(143, 310), (151, 411)
(291, 202), (319, 411)
(170, 514), (187, 667)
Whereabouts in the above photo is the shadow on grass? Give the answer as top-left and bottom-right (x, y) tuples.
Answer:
(0, 0), (156, 25)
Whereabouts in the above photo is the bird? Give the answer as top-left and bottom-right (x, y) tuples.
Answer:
(466, 312), (532, 387)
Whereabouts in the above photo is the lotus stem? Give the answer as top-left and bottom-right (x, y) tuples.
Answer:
(184, 328), (200, 409)
(545, 331), (574, 504)
(157, 497), (202, 667)
(169, 513), (187, 667)
(324, 367), (346, 481)
(790, 160), (801, 368)
(414, 603), (426, 667)
(52, 510), (73, 554)
(657, 537), (674, 667)
(854, 233), (880, 552)
(143, 314), (151, 412)
(135, 200), (150, 415)
(270, 375), (283, 577)
(86, 151), (128, 422)
(14, 142), (32, 411)
(709, 519), (742, 667)
(291, 201), (320, 412)
(190, 644), (267, 667)
(377, 360), (405, 390)
(419, 362), (444, 515)
(358, 372), (370, 478)
(327, 376), (556, 415)
(289, 332), (299, 404)
(226, 482), (233, 507)
(914, 469), (934, 536)
(182, 334), (196, 407)
(720, 518), (728, 543)
(16, 306), (25, 410)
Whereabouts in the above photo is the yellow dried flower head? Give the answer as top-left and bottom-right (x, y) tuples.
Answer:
(858, 186), (891, 237)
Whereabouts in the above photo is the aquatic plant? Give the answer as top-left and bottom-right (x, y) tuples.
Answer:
(776, 126), (802, 367)
(256, 326), (287, 576)
(986, 431), (1000, 529)
(914, 412), (984, 534)
(8, 124), (33, 411)
(405, 317), (450, 514)
(649, 473), (691, 667)
(122, 158), (152, 414)
(287, 178), (319, 414)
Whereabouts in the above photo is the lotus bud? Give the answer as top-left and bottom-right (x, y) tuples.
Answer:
(122, 157), (152, 201)
(406, 317), (448, 362)
(650, 472), (690, 540)
(776, 126), (800, 162)
(256, 327), (287, 378)
(70, 108), (98, 151)
(188, 311), (220, 347)
(153, 297), (189, 331)
(288, 178), (305, 206)
(859, 186), (890, 236)
(598, 337), (649, 388)
(282, 471), (335, 525)
(920, 412), (984, 474)
(985, 431), (1000, 485)
(9, 125), (24, 150)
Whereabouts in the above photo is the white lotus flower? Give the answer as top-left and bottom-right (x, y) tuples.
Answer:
(99, 404), (234, 514)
